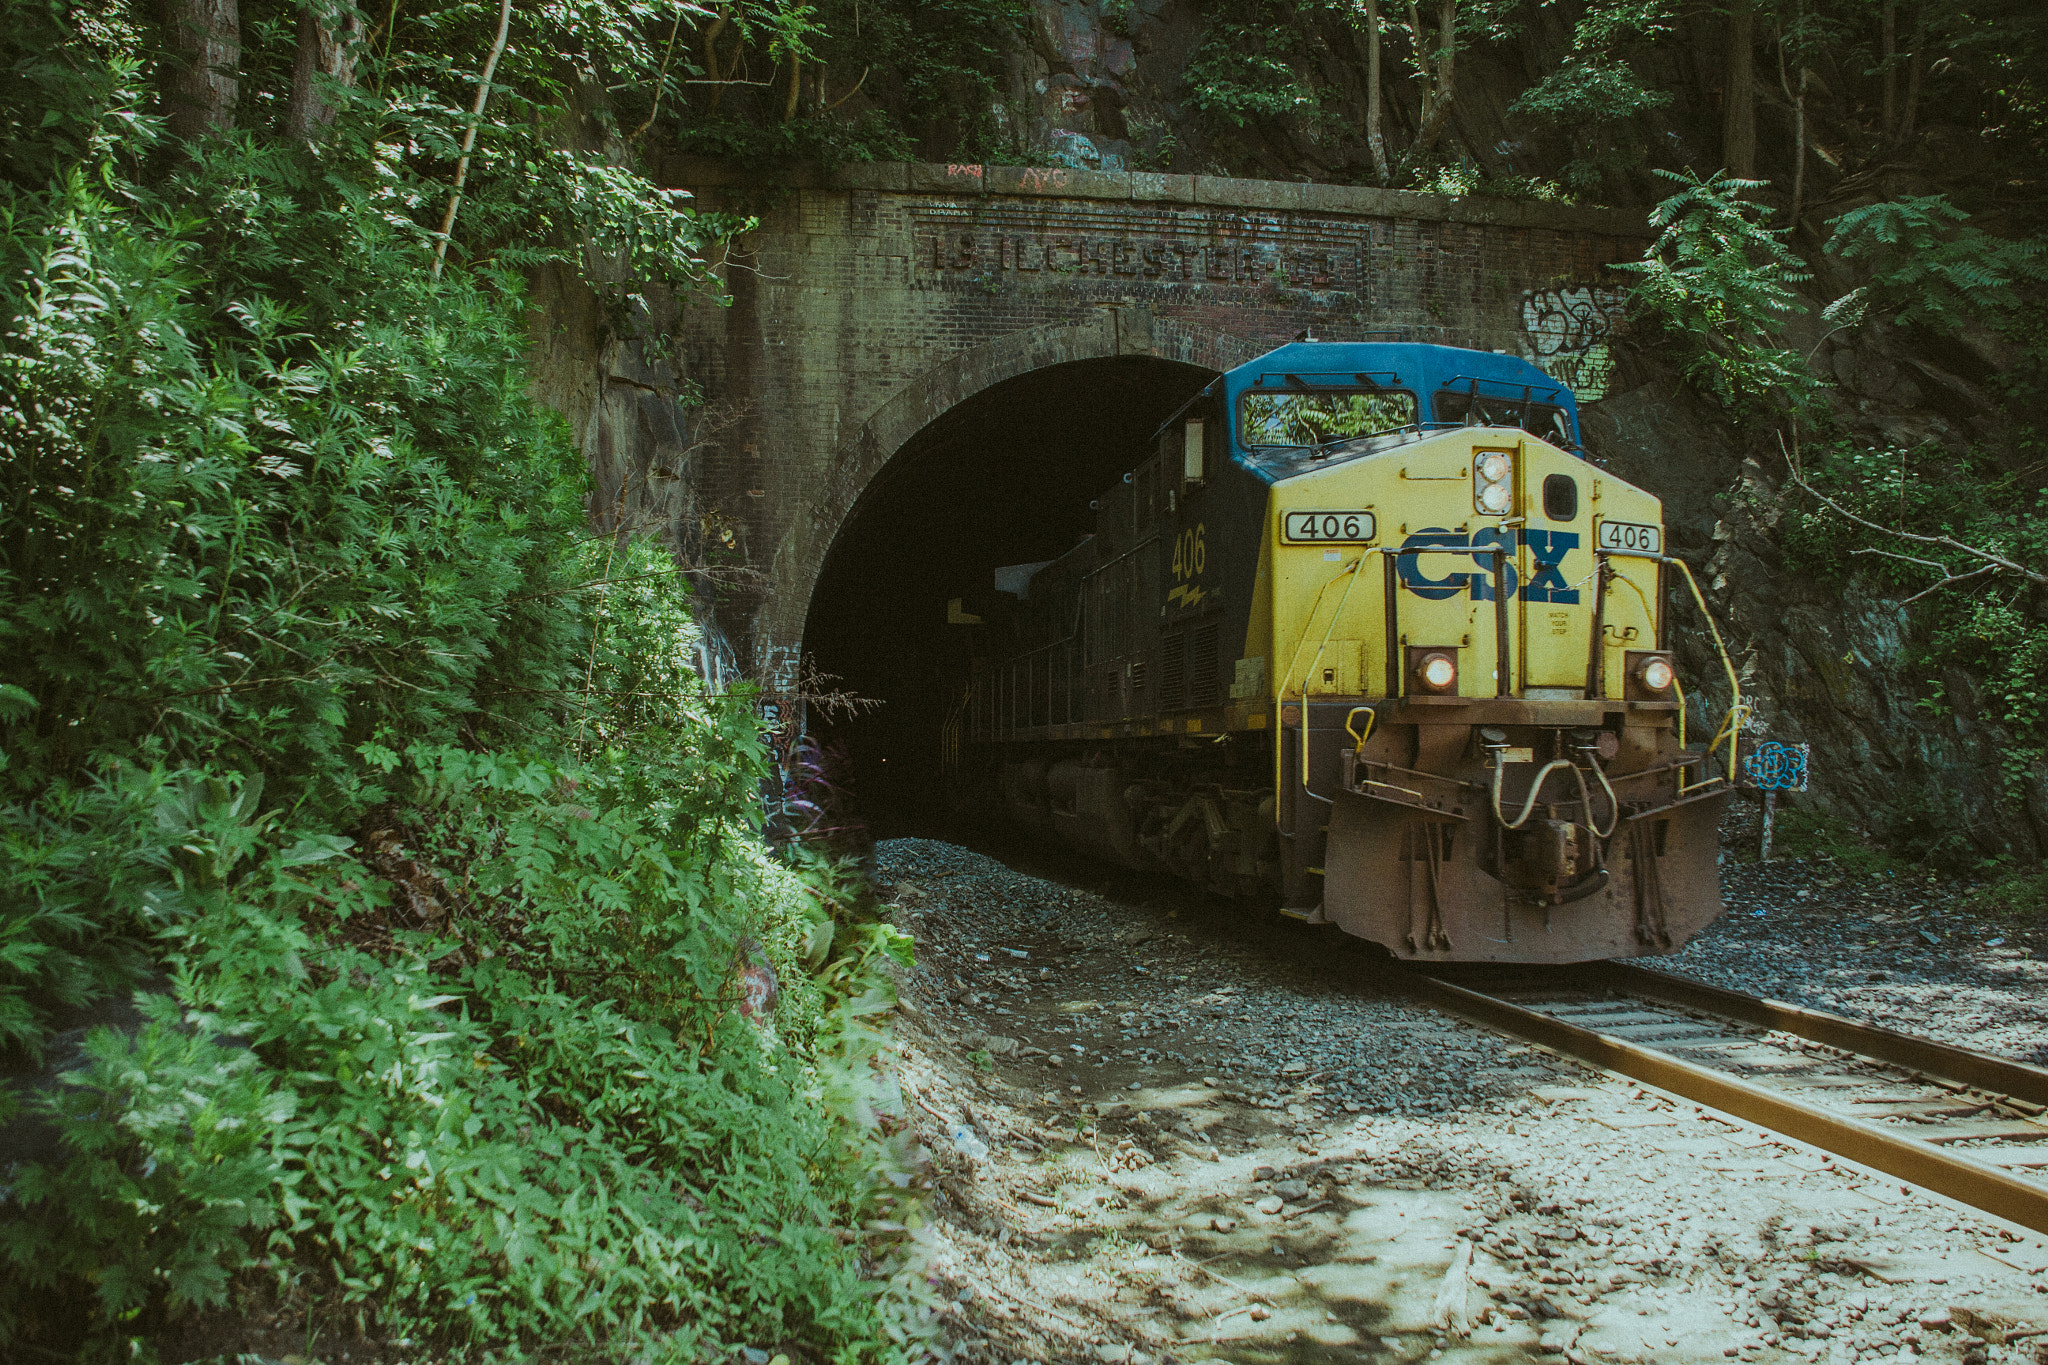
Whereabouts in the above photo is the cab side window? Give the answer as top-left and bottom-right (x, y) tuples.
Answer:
(1542, 473), (1578, 521)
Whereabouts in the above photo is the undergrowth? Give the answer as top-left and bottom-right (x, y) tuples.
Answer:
(0, 3), (922, 1361)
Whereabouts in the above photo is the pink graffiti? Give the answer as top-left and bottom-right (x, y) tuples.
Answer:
(1020, 166), (1069, 192)
(947, 163), (985, 179)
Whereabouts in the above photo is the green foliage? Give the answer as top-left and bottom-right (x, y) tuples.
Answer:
(1240, 390), (1418, 446)
(1825, 194), (2048, 337)
(0, 770), (171, 1055)
(1420, 162), (1569, 201)
(664, 0), (1029, 167)
(1961, 865), (2048, 918)
(0, 2), (914, 1359)
(1782, 438), (2048, 856)
(1759, 803), (1900, 876)
(3, 998), (299, 1324)
(1510, 58), (1670, 127)
(2, 747), (916, 1358)
(1186, 4), (1327, 131)
(1, 158), (598, 800)
(1566, 0), (1680, 51)
(1509, 58), (1669, 194)
(673, 108), (916, 171)
(1616, 169), (1820, 411)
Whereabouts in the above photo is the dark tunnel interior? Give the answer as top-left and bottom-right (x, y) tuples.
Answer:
(803, 355), (1216, 836)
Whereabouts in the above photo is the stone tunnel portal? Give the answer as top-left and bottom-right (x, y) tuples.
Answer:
(803, 354), (1215, 832)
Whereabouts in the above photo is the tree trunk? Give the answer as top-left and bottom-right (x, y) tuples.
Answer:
(285, 2), (362, 140)
(431, 0), (513, 279)
(157, 0), (241, 139)
(703, 12), (729, 112)
(1789, 66), (1808, 226)
(1410, 0), (1456, 155)
(1880, 2), (1896, 136)
(1364, 0), (1389, 182)
(1722, 0), (1755, 177)
(1899, 5), (1925, 141)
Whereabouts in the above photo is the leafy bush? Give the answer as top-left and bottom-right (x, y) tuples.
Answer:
(664, 0), (1029, 167)
(3, 747), (916, 1358)
(1781, 437), (2048, 846)
(1826, 195), (2048, 337)
(1615, 169), (1820, 411)
(1187, 8), (1327, 131)
(4, 997), (299, 1326)
(0, 3), (918, 1360)
(1508, 59), (1670, 195)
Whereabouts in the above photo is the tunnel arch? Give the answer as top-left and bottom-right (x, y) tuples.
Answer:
(758, 308), (1254, 660)
(794, 312), (1245, 826)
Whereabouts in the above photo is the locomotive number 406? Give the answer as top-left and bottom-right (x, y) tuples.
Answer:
(1595, 519), (1663, 555)
(1282, 510), (1377, 544)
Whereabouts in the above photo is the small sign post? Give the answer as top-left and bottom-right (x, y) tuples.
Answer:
(1738, 739), (1811, 862)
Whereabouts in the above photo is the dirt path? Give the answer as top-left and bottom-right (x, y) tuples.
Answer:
(876, 838), (2048, 1365)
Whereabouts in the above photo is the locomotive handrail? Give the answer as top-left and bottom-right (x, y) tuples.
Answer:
(1595, 549), (1744, 787)
(1659, 554), (1744, 789)
(1492, 544), (1513, 696)
(1273, 550), (1383, 842)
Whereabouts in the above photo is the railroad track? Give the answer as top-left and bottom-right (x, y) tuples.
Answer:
(1405, 961), (2048, 1234)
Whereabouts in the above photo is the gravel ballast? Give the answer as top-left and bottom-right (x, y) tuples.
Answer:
(872, 837), (2048, 1365)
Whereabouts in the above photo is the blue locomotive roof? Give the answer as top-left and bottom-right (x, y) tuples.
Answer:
(1211, 341), (1582, 480)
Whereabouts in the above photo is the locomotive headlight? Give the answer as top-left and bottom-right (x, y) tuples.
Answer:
(1626, 650), (1677, 699)
(1409, 648), (1459, 694)
(1473, 451), (1514, 515)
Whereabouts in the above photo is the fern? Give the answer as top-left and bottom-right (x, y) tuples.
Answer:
(1826, 195), (2048, 335)
(1614, 168), (1820, 411)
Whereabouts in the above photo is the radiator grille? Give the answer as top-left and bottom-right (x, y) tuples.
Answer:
(1190, 619), (1221, 706)
(1160, 632), (1187, 711)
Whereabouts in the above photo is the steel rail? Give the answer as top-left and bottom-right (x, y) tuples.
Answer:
(1405, 971), (2048, 1236)
(1586, 961), (2048, 1110)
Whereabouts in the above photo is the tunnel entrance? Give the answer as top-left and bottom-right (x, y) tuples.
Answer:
(802, 354), (1216, 836)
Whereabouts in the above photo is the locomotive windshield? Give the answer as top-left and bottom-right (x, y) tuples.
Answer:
(1432, 390), (1574, 446)
(1239, 390), (1418, 448)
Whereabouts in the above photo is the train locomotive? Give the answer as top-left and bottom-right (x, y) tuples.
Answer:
(943, 341), (1743, 964)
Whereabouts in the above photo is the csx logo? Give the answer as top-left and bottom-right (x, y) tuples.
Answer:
(1397, 528), (1581, 604)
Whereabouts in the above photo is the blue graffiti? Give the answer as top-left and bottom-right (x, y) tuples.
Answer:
(1395, 528), (1580, 604)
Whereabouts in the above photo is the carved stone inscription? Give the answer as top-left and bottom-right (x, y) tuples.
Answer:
(910, 205), (1387, 301)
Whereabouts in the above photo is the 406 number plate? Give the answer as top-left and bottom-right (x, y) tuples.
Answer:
(1596, 519), (1663, 555)
(1282, 510), (1376, 544)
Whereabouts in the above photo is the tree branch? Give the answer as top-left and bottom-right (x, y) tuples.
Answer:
(431, 0), (513, 280)
(629, 2), (707, 141)
(1780, 432), (2048, 594)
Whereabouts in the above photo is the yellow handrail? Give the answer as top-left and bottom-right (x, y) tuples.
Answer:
(1663, 555), (1747, 790)
(1273, 549), (1381, 809)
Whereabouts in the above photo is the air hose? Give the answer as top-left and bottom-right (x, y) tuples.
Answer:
(1571, 753), (1622, 840)
(1490, 753), (1620, 838)
(1491, 757), (1575, 830)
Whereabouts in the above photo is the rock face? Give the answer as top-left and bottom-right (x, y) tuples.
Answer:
(987, 0), (1618, 190)
(1581, 348), (2041, 864)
